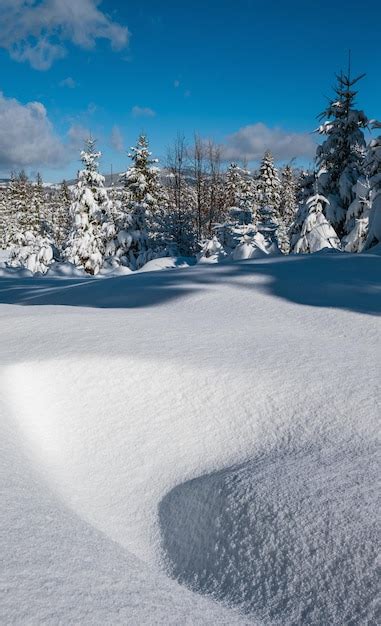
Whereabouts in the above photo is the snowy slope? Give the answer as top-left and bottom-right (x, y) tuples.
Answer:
(0, 252), (380, 624)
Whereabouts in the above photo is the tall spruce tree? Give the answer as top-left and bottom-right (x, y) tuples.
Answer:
(108, 134), (165, 269)
(363, 130), (381, 249)
(7, 171), (54, 274)
(225, 163), (243, 209)
(258, 151), (281, 216)
(0, 184), (9, 249)
(64, 138), (112, 275)
(316, 68), (369, 236)
(280, 165), (298, 227)
(225, 163), (257, 225)
(257, 151), (281, 249)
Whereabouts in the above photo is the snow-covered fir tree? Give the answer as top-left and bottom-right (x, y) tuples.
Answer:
(239, 170), (259, 224)
(197, 235), (227, 263)
(55, 180), (72, 248)
(8, 231), (53, 274)
(362, 130), (381, 250)
(0, 185), (9, 249)
(8, 171), (32, 242)
(257, 151), (281, 248)
(107, 134), (165, 269)
(288, 170), (314, 248)
(296, 169), (315, 206)
(258, 151), (281, 216)
(342, 177), (371, 252)
(316, 69), (369, 236)
(292, 192), (341, 254)
(342, 121), (381, 251)
(274, 164), (298, 254)
(32, 173), (46, 233)
(6, 171), (54, 274)
(64, 138), (113, 275)
(225, 163), (243, 209)
(198, 215), (267, 263)
(280, 165), (298, 227)
(224, 163), (257, 225)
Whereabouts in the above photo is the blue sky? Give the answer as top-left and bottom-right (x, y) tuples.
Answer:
(0, 0), (380, 181)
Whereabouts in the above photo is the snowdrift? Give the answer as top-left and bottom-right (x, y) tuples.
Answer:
(0, 252), (380, 624)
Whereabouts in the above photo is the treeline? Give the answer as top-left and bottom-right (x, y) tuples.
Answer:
(0, 69), (380, 275)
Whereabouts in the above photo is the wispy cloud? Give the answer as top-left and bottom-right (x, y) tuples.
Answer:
(0, 0), (129, 70)
(67, 124), (91, 150)
(87, 102), (98, 115)
(59, 77), (76, 89)
(110, 125), (124, 152)
(223, 122), (316, 162)
(131, 105), (156, 118)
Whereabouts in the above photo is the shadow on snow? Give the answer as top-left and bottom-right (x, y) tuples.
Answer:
(0, 252), (379, 316)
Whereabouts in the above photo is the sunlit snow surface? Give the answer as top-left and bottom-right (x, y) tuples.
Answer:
(0, 251), (380, 624)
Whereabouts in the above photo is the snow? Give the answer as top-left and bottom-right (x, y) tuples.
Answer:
(137, 256), (194, 273)
(0, 252), (380, 624)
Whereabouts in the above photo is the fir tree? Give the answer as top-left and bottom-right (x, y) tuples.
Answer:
(109, 134), (164, 269)
(342, 177), (371, 252)
(47, 180), (72, 250)
(316, 68), (369, 236)
(257, 151), (281, 248)
(31, 172), (47, 235)
(225, 163), (257, 225)
(8, 171), (32, 243)
(225, 163), (243, 209)
(0, 185), (9, 249)
(258, 151), (281, 215)
(292, 192), (341, 254)
(58, 180), (72, 244)
(6, 171), (54, 274)
(198, 199), (267, 263)
(275, 164), (298, 254)
(64, 138), (112, 275)
(280, 165), (298, 227)
(362, 130), (381, 250)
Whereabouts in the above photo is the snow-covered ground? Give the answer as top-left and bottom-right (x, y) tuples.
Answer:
(0, 251), (380, 624)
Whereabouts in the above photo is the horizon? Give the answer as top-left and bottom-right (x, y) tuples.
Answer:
(0, 0), (380, 182)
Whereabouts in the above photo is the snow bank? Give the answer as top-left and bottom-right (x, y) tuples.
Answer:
(0, 252), (380, 624)
(161, 443), (379, 623)
(137, 256), (195, 273)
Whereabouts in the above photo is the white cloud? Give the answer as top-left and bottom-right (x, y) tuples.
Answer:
(59, 76), (76, 88)
(0, 92), (65, 171)
(223, 122), (316, 162)
(0, 0), (129, 70)
(0, 92), (90, 173)
(131, 105), (156, 118)
(110, 125), (124, 152)
(174, 80), (180, 88)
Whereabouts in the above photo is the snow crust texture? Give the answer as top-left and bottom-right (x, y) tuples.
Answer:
(160, 442), (379, 624)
